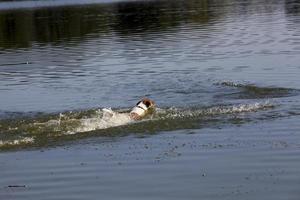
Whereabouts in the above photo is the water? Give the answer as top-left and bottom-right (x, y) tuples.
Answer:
(0, 0), (300, 199)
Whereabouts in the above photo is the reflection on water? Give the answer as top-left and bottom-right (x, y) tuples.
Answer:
(0, 0), (299, 48)
(285, 0), (300, 16)
(0, 0), (299, 49)
(0, 0), (223, 48)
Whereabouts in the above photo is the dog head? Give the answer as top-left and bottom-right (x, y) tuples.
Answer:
(130, 98), (155, 120)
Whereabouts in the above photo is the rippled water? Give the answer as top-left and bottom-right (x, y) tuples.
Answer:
(0, 0), (300, 199)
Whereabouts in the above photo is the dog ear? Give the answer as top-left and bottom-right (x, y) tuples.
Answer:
(144, 101), (151, 107)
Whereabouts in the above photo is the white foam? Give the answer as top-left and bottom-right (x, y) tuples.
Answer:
(206, 102), (273, 115)
(73, 108), (133, 133)
(0, 137), (34, 147)
(159, 102), (274, 119)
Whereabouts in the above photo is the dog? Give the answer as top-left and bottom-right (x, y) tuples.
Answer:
(101, 98), (156, 123)
(130, 98), (156, 120)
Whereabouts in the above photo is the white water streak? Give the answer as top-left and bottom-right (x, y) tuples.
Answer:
(0, 137), (34, 147)
(70, 108), (133, 134)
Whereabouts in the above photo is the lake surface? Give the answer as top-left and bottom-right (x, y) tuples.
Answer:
(0, 0), (300, 199)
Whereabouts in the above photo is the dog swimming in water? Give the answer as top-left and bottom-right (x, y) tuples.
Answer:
(101, 98), (156, 124)
(129, 98), (156, 120)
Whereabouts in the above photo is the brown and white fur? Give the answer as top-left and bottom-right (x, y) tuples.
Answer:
(130, 98), (156, 120)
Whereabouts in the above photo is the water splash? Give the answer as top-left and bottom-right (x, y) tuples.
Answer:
(0, 101), (275, 149)
(0, 137), (34, 148)
(72, 108), (133, 134)
(158, 102), (274, 119)
(215, 81), (299, 99)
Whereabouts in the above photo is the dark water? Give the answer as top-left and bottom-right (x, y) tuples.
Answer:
(0, 0), (300, 199)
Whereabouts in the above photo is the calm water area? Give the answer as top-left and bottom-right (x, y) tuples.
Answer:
(0, 0), (300, 199)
